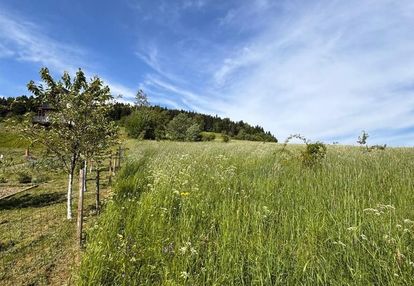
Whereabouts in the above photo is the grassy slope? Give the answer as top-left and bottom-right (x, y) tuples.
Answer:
(78, 140), (414, 285)
(0, 123), (30, 149)
(0, 173), (111, 285)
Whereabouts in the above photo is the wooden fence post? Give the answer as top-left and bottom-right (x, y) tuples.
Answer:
(90, 159), (93, 174)
(77, 163), (85, 247)
(113, 153), (118, 173)
(96, 163), (100, 212)
(108, 154), (112, 184)
(118, 146), (122, 169)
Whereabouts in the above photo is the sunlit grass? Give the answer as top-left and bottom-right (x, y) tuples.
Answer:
(79, 140), (414, 285)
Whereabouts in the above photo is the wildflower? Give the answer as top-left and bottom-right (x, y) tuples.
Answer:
(360, 234), (367, 240)
(162, 242), (174, 254)
(179, 246), (187, 255)
(130, 257), (137, 262)
(180, 271), (189, 279)
(347, 226), (358, 231)
(333, 241), (346, 247)
(180, 192), (190, 197)
(117, 233), (124, 240)
(190, 247), (198, 255)
(363, 208), (379, 215)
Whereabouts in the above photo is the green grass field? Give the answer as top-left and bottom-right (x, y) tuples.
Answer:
(78, 140), (414, 285)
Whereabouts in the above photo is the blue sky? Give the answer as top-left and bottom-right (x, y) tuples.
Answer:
(1, 0), (414, 146)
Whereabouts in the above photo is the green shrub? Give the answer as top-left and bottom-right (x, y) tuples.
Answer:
(301, 141), (327, 166)
(222, 134), (230, 143)
(17, 172), (32, 184)
(280, 135), (327, 167)
(31, 174), (50, 184)
(370, 144), (387, 151)
(201, 133), (216, 141)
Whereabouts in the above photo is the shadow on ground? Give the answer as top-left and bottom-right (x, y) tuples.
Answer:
(0, 192), (65, 210)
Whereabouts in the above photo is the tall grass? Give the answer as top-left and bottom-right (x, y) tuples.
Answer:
(78, 141), (414, 285)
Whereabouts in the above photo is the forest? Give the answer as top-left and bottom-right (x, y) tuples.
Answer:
(0, 96), (277, 142)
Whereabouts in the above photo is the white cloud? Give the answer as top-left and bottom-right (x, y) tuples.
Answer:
(209, 0), (414, 145)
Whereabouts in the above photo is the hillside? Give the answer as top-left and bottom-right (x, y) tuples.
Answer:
(1, 97), (277, 143)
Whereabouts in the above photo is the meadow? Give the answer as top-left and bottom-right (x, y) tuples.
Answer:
(78, 140), (414, 285)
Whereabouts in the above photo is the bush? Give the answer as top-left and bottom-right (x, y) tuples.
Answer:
(201, 133), (216, 141)
(222, 134), (230, 143)
(31, 174), (50, 184)
(17, 172), (32, 184)
(0, 176), (7, 183)
(370, 144), (387, 151)
(301, 142), (327, 166)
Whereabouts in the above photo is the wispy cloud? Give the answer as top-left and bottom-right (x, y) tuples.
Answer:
(207, 0), (414, 145)
(0, 6), (135, 99)
(0, 9), (87, 73)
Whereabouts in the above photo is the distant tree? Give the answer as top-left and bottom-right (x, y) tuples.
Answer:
(135, 89), (149, 108)
(0, 105), (9, 118)
(186, 123), (202, 141)
(166, 113), (198, 141)
(125, 108), (168, 140)
(357, 130), (369, 146)
(10, 99), (27, 115)
(108, 102), (133, 121)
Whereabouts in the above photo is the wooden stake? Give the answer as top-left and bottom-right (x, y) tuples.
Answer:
(118, 146), (122, 169)
(96, 164), (100, 212)
(77, 163), (85, 247)
(108, 154), (112, 184)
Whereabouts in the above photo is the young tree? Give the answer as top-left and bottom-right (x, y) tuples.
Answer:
(135, 89), (149, 108)
(166, 113), (198, 141)
(186, 123), (202, 141)
(125, 107), (168, 140)
(83, 107), (118, 212)
(25, 67), (116, 219)
(357, 130), (369, 147)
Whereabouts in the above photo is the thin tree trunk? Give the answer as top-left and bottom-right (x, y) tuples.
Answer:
(84, 161), (88, 192)
(67, 155), (76, 220)
(95, 163), (100, 212)
(77, 162), (85, 247)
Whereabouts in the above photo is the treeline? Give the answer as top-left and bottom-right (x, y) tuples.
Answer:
(122, 105), (277, 142)
(0, 96), (38, 117)
(1, 96), (277, 142)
